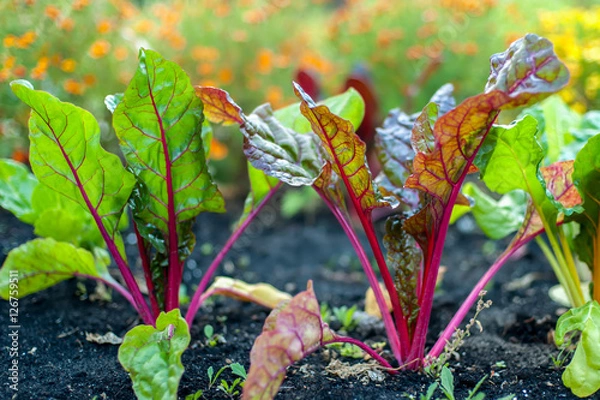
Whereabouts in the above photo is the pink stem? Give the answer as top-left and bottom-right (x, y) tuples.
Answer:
(316, 188), (404, 364)
(185, 183), (282, 325)
(406, 114), (501, 366)
(134, 222), (160, 317)
(74, 273), (135, 308)
(323, 336), (397, 373)
(360, 216), (411, 357)
(146, 88), (180, 312)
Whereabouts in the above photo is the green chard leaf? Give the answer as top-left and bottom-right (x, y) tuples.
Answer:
(0, 238), (107, 299)
(243, 281), (335, 400)
(113, 49), (225, 251)
(570, 134), (600, 300)
(274, 87), (365, 133)
(404, 34), (569, 265)
(555, 301), (600, 398)
(0, 159), (38, 224)
(119, 309), (190, 400)
(10, 80), (135, 249)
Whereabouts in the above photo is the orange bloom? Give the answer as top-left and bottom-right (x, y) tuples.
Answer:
(265, 86), (283, 108)
(73, 0), (89, 10)
(243, 9), (266, 24)
(134, 19), (153, 34)
(3, 35), (17, 48)
(218, 68), (234, 84)
(64, 79), (84, 95)
(45, 5), (61, 20)
(59, 17), (75, 31)
(3, 56), (16, 69)
(191, 46), (220, 61)
(197, 63), (214, 76)
(97, 19), (112, 34)
(89, 40), (111, 59)
(60, 58), (77, 73)
(208, 138), (228, 161)
(11, 149), (29, 164)
(31, 66), (46, 80)
(17, 31), (37, 48)
(215, 3), (230, 17)
(13, 65), (27, 78)
(257, 49), (273, 74)
(114, 46), (129, 61)
(0, 69), (9, 82)
(83, 74), (96, 86)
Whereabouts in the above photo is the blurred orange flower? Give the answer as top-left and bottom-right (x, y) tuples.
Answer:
(13, 65), (27, 77)
(265, 86), (284, 108)
(197, 63), (214, 76)
(134, 19), (153, 34)
(208, 138), (228, 160)
(64, 79), (84, 95)
(257, 49), (273, 74)
(73, 0), (89, 10)
(218, 68), (234, 84)
(60, 58), (77, 73)
(114, 46), (129, 61)
(3, 35), (17, 48)
(97, 19), (113, 34)
(83, 74), (97, 86)
(89, 40), (111, 59)
(17, 31), (37, 48)
(3, 56), (16, 69)
(45, 5), (61, 20)
(59, 18), (75, 31)
(191, 46), (220, 61)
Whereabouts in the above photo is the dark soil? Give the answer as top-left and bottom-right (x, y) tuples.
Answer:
(0, 200), (583, 400)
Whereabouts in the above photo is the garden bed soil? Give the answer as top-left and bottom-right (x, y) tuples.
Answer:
(0, 200), (581, 400)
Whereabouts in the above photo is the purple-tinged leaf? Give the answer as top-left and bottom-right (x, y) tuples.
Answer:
(243, 281), (334, 400)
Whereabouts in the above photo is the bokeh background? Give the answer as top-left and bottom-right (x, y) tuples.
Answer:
(2, 0), (599, 190)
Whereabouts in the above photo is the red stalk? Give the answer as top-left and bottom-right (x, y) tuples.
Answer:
(322, 336), (397, 373)
(316, 188), (404, 363)
(146, 88), (180, 312)
(133, 222), (160, 318)
(185, 183), (282, 325)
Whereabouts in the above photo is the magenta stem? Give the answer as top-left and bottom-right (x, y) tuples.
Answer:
(146, 87), (180, 312)
(323, 336), (397, 373)
(360, 216), (411, 357)
(74, 272), (135, 307)
(316, 188), (404, 363)
(134, 222), (160, 318)
(407, 114), (501, 365)
(427, 247), (512, 359)
(185, 183), (282, 325)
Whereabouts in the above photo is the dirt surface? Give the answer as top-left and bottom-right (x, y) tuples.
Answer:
(0, 201), (582, 400)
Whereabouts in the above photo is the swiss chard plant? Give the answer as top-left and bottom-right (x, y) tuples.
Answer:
(191, 34), (574, 398)
(0, 49), (313, 399)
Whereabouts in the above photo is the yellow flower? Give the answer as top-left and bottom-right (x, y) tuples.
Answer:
(60, 58), (77, 73)
(64, 79), (84, 95)
(96, 19), (112, 35)
(88, 40), (111, 59)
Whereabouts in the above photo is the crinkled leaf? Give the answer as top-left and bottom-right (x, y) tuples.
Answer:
(113, 49), (225, 245)
(10, 80), (135, 246)
(0, 238), (104, 299)
(237, 163), (279, 228)
(404, 35), (568, 263)
(119, 309), (190, 400)
(375, 84), (455, 209)
(294, 83), (392, 211)
(275, 88), (365, 133)
(243, 103), (323, 186)
(243, 281), (334, 400)
(456, 183), (527, 240)
(570, 134), (600, 276)
(384, 215), (420, 334)
(196, 86), (322, 187)
(555, 301), (600, 398)
(0, 159), (38, 224)
(206, 276), (291, 309)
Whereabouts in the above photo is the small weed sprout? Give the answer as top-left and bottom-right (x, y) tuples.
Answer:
(426, 291), (492, 377)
